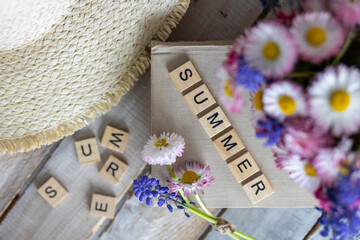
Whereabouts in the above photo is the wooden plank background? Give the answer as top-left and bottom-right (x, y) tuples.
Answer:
(0, 1), (322, 239)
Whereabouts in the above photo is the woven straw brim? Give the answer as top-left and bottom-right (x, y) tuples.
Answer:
(0, 0), (190, 154)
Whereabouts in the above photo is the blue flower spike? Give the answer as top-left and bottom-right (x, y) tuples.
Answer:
(133, 175), (188, 216)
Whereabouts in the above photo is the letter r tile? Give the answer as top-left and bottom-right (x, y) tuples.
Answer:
(198, 106), (231, 138)
(243, 174), (274, 204)
(183, 84), (216, 116)
(169, 61), (202, 93)
(227, 152), (260, 183)
(99, 155), (128, 184)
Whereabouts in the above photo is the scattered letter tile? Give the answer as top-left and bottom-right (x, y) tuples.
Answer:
(243, 174), (274, 204)
(198, 106), (232, 138)
(37, 177), (68, 207)
(183, 84), (216, 115)
(169, 61), (202, 93)
(228, 152), (260, 183)
(213, 129), (245, 161)
(90, 194), (116, 219)
(100, 126), (130, 153)
(99, 155), (128, 184)
(74, 137), (101, 164)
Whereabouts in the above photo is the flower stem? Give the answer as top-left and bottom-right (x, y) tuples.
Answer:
(332, 34), (352, 65)
(228, 232), (242, 240)
(183, 205), (217, 224)
(234, 230), (257, 240)
(194, 189), (215, 218)
(285, 72), (315, 78)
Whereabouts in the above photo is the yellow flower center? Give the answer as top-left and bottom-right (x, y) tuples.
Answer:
(181, 170), (199, 184)
(338, 160), (350, 176)
(263, 42), (280, 60)
(154, 138), (168, 148)
(278, 95), (296, 115)
(224, 80), (233, 97)
(304, 163), (317, 177)
(330, 90), (350, 112)
(306, 27), (326, 46)
(254, 90), (264, 111)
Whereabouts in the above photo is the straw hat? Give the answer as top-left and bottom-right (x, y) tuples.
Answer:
(0, 0), (189, 154)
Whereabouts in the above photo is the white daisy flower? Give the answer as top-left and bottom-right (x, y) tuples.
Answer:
(309, 65), (360, 136)
(166, 161), (215, 196)
(291, 12), (345, 64)
(243, 21), (298, 78)
(141, 132), (185, 165)
(281, 155), (320, 192)
(263, 81), (307, 121)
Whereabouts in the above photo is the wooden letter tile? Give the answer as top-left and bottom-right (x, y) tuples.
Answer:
(99, 155), (128, 184)
(90, 194), (116, 219)
(213, 129), (245, 160)
(183, 84), (216, 115)
(100, 126), (130, 153)
(198, 106), (231, 138)
(74, 138), (101, 164)
(37, 177), (68, 207)
(169, 61), (202, 93)
(228, 152), (260, 183)
(243, 174), (274, 204)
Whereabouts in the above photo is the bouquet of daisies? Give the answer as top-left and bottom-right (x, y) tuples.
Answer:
(134, 132), (254, 240)
(217, 0), (360, 239)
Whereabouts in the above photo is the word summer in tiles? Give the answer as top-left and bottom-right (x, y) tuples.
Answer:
(169, 60), (274, 204)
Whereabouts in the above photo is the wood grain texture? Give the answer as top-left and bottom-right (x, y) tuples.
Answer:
(205, 208), (321, 240)
(0, 144), (54, 217)
(0, 74), (150, 239)
(98, 195), (222, 240)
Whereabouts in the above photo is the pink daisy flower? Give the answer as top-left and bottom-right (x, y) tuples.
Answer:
(141, 132), (185, 165)
(330, 0), (360, 26)
(313, 138), (353, 185)
(291, 12), (345, 64)
(243, 21), (298, 78)
(281, 117), (333, 159)
(216, 65), (246, 114)
(166, 161), (215, 196)
(280, 154), (320, 192)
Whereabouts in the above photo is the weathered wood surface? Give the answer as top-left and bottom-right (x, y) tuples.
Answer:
(205, 208), (321, 240)
(0, 1), (322, 239)
(98, 195), (222, 240)
(0, 74), (150, 239)
(0, 144), (54, 217)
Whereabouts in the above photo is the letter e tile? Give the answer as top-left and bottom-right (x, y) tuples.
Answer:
(90, 194), (116, 219)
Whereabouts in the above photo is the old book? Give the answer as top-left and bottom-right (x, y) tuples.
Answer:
(151, 41), (316, 208)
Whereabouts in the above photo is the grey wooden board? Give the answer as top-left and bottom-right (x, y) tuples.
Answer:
(151, 42), (317, 208)
(98, 195), (221, 240)
(0, 144), (54, 217)
(0, 74), (150, 239)
(205, 208), (321, 240)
